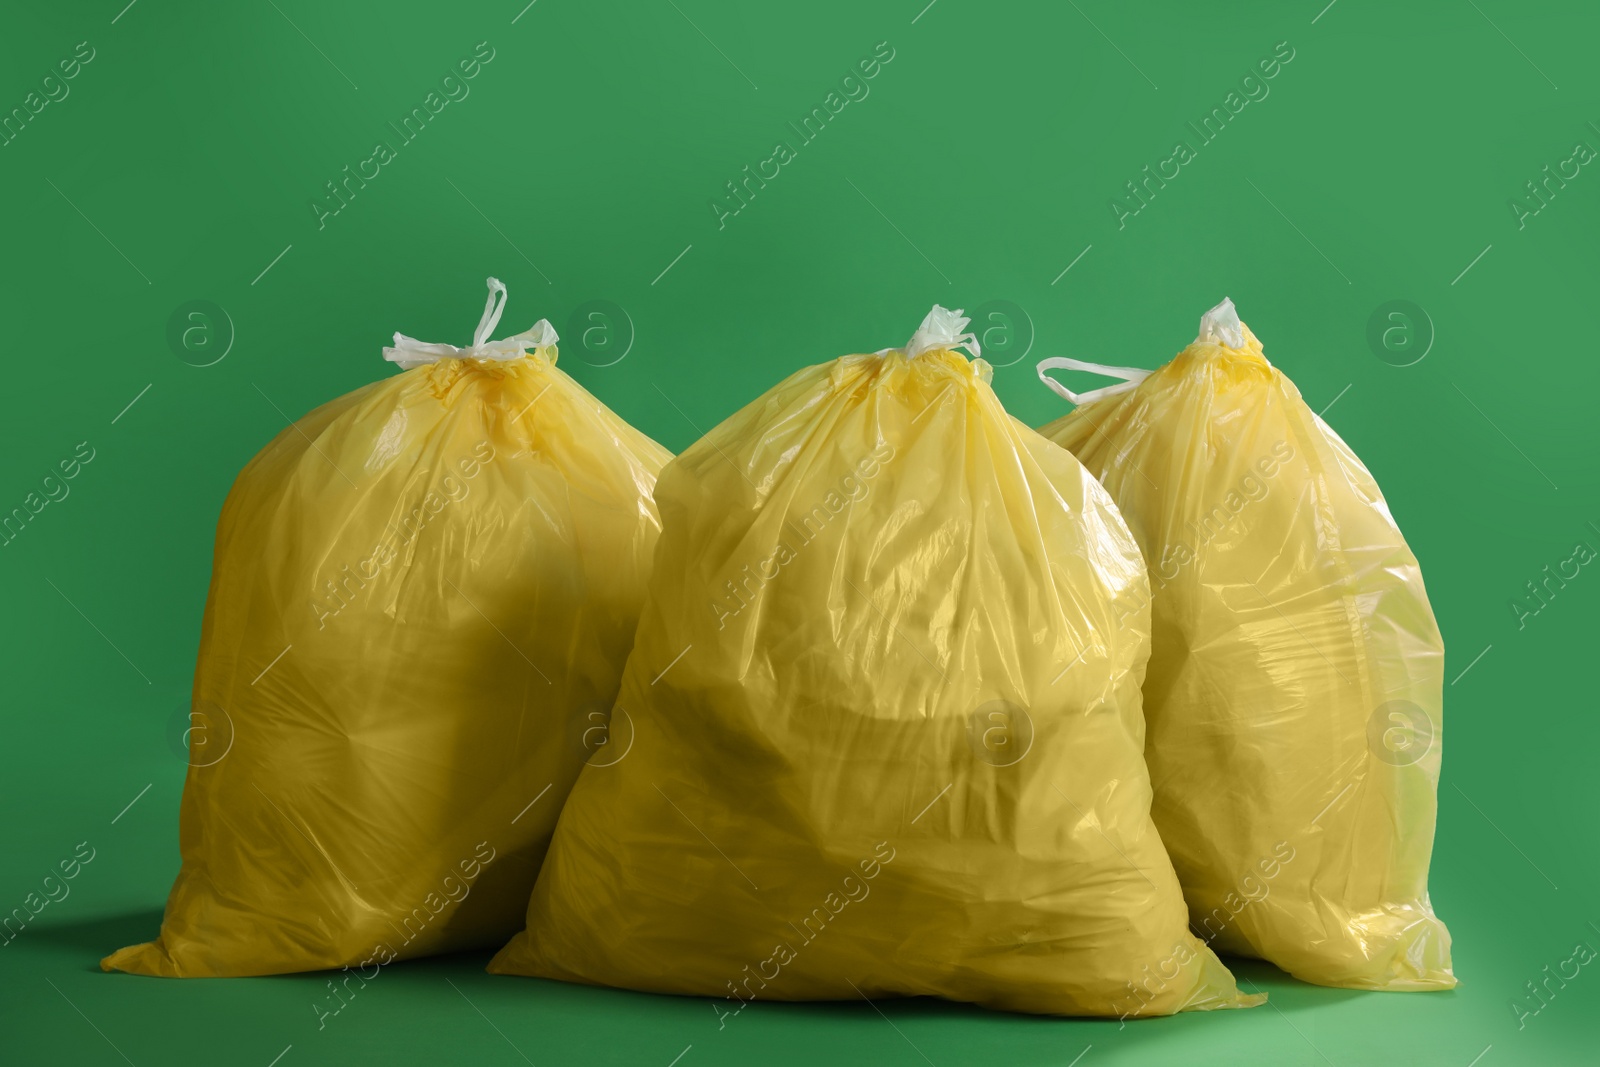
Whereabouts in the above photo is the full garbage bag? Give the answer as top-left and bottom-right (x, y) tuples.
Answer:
(103, 278), (670, 978)
(1037, 298), (1454, 990)
(490, 306), (1260, 1019)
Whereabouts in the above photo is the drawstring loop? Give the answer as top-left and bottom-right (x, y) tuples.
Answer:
(1036, 357), (1151, 406)
(886, 305), (982, 360)
(384, 277), (557, 370)
(1035, 297), (1252, 406)
(1196, 296), (1245, 348)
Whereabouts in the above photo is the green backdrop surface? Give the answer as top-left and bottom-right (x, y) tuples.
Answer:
(2, 1), (1596, 1064)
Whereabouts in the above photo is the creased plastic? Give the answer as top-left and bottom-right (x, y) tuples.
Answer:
(490, 307), (1261, 1018)
(1038, 301), (1454, 990)
(103, 315), (670, 978)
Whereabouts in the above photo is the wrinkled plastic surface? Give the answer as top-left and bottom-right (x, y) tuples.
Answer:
(491, 339), (1259, 1018)
(1039, 316), (1454, 990)
(103, 348), (669, 977)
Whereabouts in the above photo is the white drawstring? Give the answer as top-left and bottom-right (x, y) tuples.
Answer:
(1034, 298), (1247, 406)
(1196, 296), (1245, 348)
(1035, 356), (1151, 406)
(383, 277), (558, 370)
(896, 305), (982, 360)
(472, 278), (508, 348)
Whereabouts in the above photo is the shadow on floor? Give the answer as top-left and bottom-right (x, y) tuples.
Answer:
(16, 908), (165, 971)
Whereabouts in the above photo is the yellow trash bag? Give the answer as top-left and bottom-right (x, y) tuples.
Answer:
(103, 278), (670, 979)
(1037, 298), (1454, 990)
(490, 307), (1260, 1019)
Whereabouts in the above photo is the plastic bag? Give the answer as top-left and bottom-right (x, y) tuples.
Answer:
(1037, 298), (1454, 990)
(103, 278), (670, 978)
(490, 306), (1259, 1019)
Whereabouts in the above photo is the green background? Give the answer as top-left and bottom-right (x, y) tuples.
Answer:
(2, 0), (1595, 1064)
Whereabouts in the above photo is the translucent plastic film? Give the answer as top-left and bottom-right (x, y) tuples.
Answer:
(1039, 302), (1453, 990)
(492, 308), (1260, 1018)
(105, 289), (669, 978)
